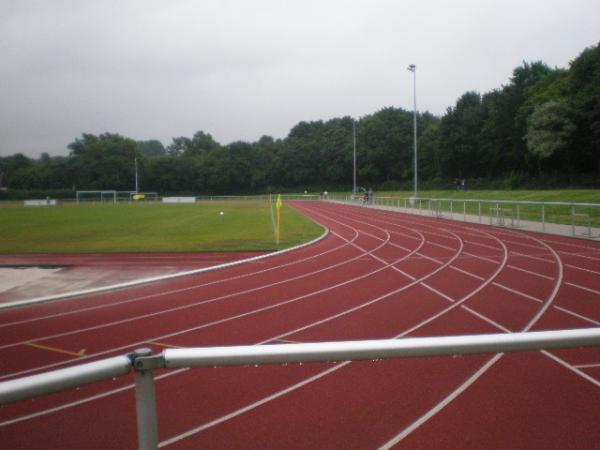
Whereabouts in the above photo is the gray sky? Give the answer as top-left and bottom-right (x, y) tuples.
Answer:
(1, 0), (599, 157)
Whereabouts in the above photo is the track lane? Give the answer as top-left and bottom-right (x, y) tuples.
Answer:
(0, 201), (598, 449)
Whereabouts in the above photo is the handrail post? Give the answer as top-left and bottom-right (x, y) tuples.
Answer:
(541, 203), (545, 232)
(133, 348), (160, 450)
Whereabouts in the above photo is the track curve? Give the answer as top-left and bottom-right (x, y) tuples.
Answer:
(0, 201), (599, 449)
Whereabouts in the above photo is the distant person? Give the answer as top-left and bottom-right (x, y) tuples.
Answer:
(461, 179), (466, 190)
(368, 188), (373, 204)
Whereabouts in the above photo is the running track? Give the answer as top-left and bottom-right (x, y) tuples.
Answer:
(1, 201), (599, 449)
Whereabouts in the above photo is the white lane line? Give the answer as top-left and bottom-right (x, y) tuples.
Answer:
(507, 264), (554, 280)
(377, 354), (503, 450)
(0, 228), (388, 352)
(158, 363), (347, 447)
(1, 253), (397, 378)
(0, 214), (330, 310)
(0, 208), (413, 378)
(0, 206), (437, 425)
(9, 205), (592, 446)
(460, 306), (511, 332)
(552, 306), (600, 326)
(565, 282), (600, 295)
(420, 283), (455, 303)
(574, 362), (600, 369)
(0, 226), (349, 329)
(542, 351), (600, 388)
(0, 367), (187, 428)
(541, 236), (600, 252)
(565, 263), (600, 276)
(259, 233), (461, 345)
(376, 220), (564, 448)
(158, 223), (506, 447)
(450, 265), (484, 281)
(0, 202), (465, 430)
(492, 283), (543, 304)
(558, 250), (600, 262)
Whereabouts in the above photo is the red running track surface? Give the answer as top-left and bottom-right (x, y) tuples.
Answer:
(0, 201), (599, 449)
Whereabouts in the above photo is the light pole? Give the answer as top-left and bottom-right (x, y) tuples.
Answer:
(134, 157), (139, 193)
(353, 119), (357, 195)
(407, 64), (417, 197)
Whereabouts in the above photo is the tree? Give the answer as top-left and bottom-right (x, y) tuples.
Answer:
(438, 92), (484, 179)
(568, 42), (600, 174)
(136, 140), (166, 157)
(68, 133), (138, 190)
(526, 99), (575, 161)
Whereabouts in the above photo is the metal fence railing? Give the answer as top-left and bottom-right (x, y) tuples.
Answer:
(332, 195), (600, 239)
(1, 328), (599, 449)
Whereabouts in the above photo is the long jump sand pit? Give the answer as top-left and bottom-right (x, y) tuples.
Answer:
(0, 252), (268, 304)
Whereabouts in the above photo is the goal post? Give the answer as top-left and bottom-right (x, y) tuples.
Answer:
(76, 190), (117, 204)
(76, 190), (159, 204)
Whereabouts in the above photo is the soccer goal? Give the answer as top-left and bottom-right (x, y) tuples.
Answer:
(76, 191), (159, 204)
(76, 190), (118, 204)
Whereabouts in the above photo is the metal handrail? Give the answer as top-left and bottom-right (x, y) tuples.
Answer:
(0, 354), (133, 404)
(370, 195), (600, 208)
(1, 328), (599, 449)
(159, 328), (600, 369)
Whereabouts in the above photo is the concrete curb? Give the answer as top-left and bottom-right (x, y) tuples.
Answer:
(0, 226), (329, 310)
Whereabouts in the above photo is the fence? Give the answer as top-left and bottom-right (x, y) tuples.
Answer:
(335, 195), (600, 239)
(1, 328), (599, 449)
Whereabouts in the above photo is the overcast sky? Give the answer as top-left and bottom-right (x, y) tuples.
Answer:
(1, 0), (599, 157)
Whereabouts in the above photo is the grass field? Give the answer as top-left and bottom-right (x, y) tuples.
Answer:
(0, 201), (324, 253)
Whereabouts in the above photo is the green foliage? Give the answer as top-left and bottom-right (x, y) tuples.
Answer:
(136, 140), (166, 157)
(1, 43), (599, 195)
(68, 133), (138, 190)
(526, 99), (575, 159)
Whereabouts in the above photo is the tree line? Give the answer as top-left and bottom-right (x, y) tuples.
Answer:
(1, 42), (598, 198)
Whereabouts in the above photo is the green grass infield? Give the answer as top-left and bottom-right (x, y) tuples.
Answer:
(0, 201), (324, 253)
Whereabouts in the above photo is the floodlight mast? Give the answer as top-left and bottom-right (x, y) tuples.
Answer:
(135, 157), (139, 193)
(407, 64), (417, 197)
(353, 120), (357, 194)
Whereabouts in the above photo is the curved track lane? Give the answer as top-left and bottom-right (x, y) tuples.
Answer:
(0, 201), (599, 449)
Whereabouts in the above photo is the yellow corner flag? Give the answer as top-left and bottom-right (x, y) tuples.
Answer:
(276, 194), (282, 245)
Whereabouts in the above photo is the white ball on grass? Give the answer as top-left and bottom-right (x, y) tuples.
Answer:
(219, 211), (224, 215)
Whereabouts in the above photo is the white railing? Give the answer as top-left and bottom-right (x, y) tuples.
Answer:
(336, 195), (599, 239)
(1, 328), (599, 449)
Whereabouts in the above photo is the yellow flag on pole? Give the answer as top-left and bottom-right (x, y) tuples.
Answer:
(275, 194), (282, 244)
